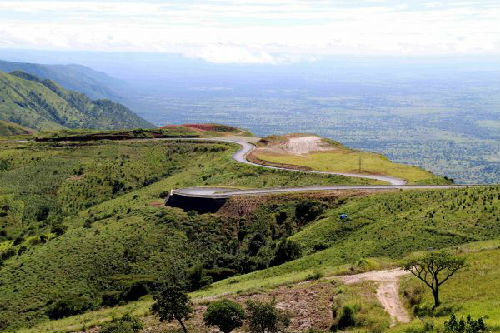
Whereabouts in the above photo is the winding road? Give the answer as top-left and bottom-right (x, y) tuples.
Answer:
(170, 137), (473, 198)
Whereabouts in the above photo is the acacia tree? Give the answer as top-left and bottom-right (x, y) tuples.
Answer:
(151, 284), (192, 333)
(403, 251), (465, 308)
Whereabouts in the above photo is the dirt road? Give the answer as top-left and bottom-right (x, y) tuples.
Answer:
(338, 268), (411, 326)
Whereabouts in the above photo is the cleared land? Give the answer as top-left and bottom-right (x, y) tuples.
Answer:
(250, 134), (449, 185)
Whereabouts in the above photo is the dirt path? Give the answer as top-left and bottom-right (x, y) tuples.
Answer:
(338, 268), (411, 326)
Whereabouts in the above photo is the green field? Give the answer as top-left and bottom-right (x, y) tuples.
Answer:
(252, 136), (450, 185)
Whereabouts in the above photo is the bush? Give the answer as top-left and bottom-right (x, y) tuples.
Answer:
(295, 200), (327, 223)
(331, 305), (356, 331)
(245, 299), (290, 333)
(46, 296), (94, 319)
(203, 299), (245, 333)
(100, 314), (143, 333)
(444, 314), (487, 333)
(403, 285), (425, 307)
(272, 239), (302, 266)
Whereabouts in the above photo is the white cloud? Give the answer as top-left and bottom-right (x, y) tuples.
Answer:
(0, 0), (498, 63)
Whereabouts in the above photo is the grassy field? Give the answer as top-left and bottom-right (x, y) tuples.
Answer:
(251, 135), (449, 185)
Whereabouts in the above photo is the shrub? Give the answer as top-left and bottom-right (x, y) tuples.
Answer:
(444, 314), (487, 333)
(245, 299), (290, 333)
(203, 299), (245, 333)
(46, 296), (94, 319)
(272, 239), (302, 266)
(100, 314), (143, 333)
(295, 200), (327, 223)
(304, 270), (323, 281)
(331, 305), (356, 331)
(403, 284), (425, 307)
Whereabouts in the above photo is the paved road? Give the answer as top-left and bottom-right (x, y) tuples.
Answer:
(174, 184), (470, 198)
(229, 139), (407, 185)
(164, 137), (478, 198)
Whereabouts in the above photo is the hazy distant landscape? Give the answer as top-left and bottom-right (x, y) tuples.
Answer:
(122, 57), (499, 184)
(2, 51), (498, 184)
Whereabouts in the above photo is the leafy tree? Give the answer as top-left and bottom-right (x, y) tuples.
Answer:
(100, 314), (143, 333)
(444, 314), (487, 333)
(403, 251), (465, 308)
(151, 284), (192, 333)
(203, 299), (245, 333)
(245, 299), (290, 333)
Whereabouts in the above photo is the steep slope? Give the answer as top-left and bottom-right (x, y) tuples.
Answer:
(0, 120), (34, 136)
(0, 71), (151, 131)
(0, 60), (124, 100)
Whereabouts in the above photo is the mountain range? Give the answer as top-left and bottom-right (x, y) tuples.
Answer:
(0, 70), (151, 131)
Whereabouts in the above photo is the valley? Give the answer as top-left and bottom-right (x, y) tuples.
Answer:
(0, 128), (498, 333)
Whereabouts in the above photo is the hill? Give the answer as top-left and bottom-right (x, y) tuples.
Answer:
(250, 134), (451, 185)
(0, 71), (151, 131)
(0, 120), (34, 137)
(0, 60), (124, 100)
(0, 135), (497, 332)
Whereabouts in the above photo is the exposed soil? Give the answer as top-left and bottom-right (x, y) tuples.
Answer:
(337, 268), (411, 326)
(140, 281), (338, 333)
(257, 136), (336, 156)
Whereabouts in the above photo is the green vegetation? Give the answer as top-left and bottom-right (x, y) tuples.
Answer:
(0, 139), (375, 331)
(245, 299), (290, 333)
(0, 120), (34, 137)
(0, 59), (123, 100)
(251, 135), (450, 184)
(0, 130), (497, 332)
(152, 284), (192, 333)
(0, 70), (150, 131)
(403, 251), (466, 308)
(203, 299), (245, 333)
(197, 187), (499, 297)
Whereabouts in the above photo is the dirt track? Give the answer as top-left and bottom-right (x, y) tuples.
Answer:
(338, 269), (411, 326)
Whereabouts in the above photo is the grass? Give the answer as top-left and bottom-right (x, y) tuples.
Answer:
(1, 137), (497, 332)
(18, 241), (498, 333)
(193, 186), (499, 298)
(252, 135), (449, 184)
(0, 139), (379, 331)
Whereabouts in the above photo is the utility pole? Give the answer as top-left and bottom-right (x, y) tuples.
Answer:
(358, 154), (361, 173)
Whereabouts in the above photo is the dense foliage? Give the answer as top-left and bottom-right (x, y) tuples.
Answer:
(203, 299), (245, 333)
(0, 70), (150, 131)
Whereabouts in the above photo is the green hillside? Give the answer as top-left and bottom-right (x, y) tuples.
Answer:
(0, 138), (498, 332)
(0, 120), (34, 137)
(0, 70), (151, 131)
(0, 60), (124, 100)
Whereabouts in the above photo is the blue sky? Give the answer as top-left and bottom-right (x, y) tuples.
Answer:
(0, 0), (498, 63)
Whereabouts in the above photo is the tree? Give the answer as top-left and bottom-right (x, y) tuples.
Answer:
(151, 284), (193, 333)
(203, 299), (245, 333)
(403, 251), (465, 308)
(245, 299), (290, 333)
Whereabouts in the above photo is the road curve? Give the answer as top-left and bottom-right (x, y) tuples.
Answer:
(229, 139), (407, 185)
(163, 137), (480, 198)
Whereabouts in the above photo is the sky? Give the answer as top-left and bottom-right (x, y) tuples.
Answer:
(0, 0), (499, 64)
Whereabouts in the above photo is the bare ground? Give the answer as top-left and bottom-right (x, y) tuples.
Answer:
(337, 268), (411, 326)
(258, 136), (336, 155)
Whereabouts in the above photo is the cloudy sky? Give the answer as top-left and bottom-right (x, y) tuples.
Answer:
(0, 0), (498, 63)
